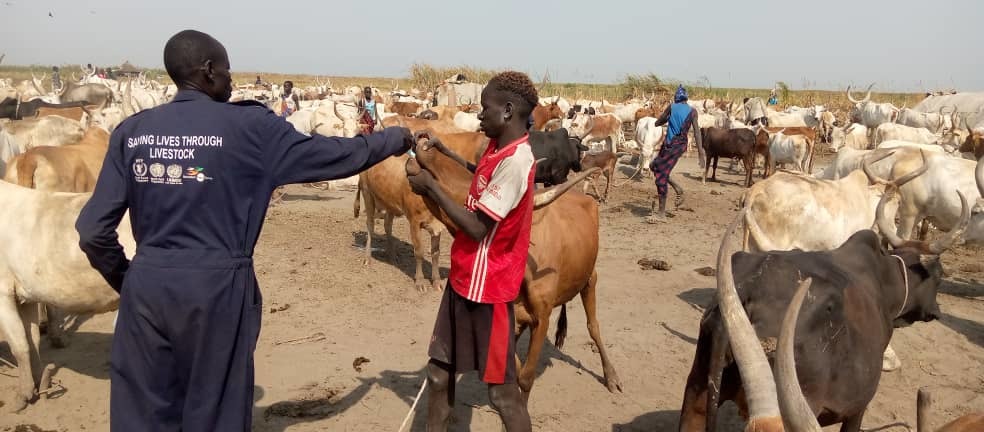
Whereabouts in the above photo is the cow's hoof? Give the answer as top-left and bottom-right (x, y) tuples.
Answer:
(415, 280), (428, 292)
(431, 280), (443, 292)
(605, 374), (623, 393)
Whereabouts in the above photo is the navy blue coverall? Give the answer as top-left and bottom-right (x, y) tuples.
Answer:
(75, 89), (408, 431)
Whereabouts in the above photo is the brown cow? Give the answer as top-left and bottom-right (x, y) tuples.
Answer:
(579, 150), (620, 202)
(354, 132), (487, 291)
(388, 101), (422, 117)
(531, 99), (564, 131)
(634, 107), (658, 121)
(381, 116), (465, 135)
(3, 127), (109, 192)
(959, 126), (983, 159)
(407, 139), (622, 399)
(35, 106), (88, 122)
(572, 112), (623, 152)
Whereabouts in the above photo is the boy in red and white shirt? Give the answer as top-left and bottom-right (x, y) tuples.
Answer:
(407, 71), (537, 432)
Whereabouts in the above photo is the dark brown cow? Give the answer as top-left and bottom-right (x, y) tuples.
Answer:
(407, 140), (622, 399)
(700, 127), (757, 187)
(678, 184), (969, 431)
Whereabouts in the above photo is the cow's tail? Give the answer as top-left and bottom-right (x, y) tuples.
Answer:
(13, 154), (37, 188)
(554, 303), (568, 349)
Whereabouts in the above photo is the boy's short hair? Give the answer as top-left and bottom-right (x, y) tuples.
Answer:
(284, 80), (293, 86)
(486, 71), (539, 118)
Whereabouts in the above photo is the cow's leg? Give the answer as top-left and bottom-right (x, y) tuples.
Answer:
(516, 297), (552, 399)
(362, 195), (376, 266)
(839, 411), (864, 432)
(46, 305), (66, 349)
(579, 271), (621, 392)
(897, 209), (919, 241)
(384, 212), (396, 263)
(407, 220), (429, 292)
(602, 168), (612, 202)
(701, 155), (710, 184)
(428, 228), (442, 291)
(917, 219), (930, 241)
(711, 157), (719, 181)
(0, 291), (37, 411)
(742, 157), (754, 188)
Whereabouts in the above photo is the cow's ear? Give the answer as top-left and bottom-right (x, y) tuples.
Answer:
(576, 143), (589, 151)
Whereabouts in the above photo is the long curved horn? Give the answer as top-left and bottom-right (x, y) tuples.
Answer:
(862, 150), (898, 185)
(333, 101), (343, 120)
(532, 168), (600, 208)
(716, 211), (782, 429)
(927, 190), (970, 255)
(863, 83), (874, 103)
(846, 85), (859, 104)
(875, 186), (907, 249)
(775, 277), (822, 431)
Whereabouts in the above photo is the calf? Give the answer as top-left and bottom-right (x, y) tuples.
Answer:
(408, 140), (622, 399)
(579, 150), (620, 202)
(679, 196), (967, 431)
(700, 126), (757, 187)
(766, 129), (812, 176)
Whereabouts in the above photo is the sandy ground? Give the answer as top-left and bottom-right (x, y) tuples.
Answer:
(2, 155), (983, 431)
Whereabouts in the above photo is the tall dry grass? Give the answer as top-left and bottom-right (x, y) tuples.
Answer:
(0, 62), (924, 114)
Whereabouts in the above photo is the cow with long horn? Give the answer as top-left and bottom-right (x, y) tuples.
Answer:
(678, 171), (969, 430)
(847, 83), (900, 131)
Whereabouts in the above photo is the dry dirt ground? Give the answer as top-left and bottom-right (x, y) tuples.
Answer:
(2, 155), (983, 431)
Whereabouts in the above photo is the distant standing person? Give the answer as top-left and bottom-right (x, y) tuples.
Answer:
(279, 80), (300, 117)
(51, 66), (62, 92)
(358, 86), (381, 135)
(255, 75), (262, 85)
(647, 84), (701, 224)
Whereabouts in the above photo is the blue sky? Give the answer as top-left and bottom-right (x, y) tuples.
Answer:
(2, 0), (981, 91)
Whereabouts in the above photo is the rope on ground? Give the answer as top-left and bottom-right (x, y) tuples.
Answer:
(398, 378), (428, 432)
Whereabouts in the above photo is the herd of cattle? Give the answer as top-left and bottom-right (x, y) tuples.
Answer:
(0, 64), (983, 430)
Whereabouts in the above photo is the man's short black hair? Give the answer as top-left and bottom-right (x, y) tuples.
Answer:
(486, 71), (539, 118)
(163, 29), (226, 84)
(284, 80), (293, 86)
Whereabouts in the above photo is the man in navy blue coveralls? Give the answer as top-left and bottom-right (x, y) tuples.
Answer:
(75, 30), (412, 431)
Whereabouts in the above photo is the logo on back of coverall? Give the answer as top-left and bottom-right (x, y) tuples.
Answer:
(132, 159), (148, 182)
(183, 166), (213, 183)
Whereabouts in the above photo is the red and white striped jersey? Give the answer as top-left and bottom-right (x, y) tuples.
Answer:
(449, 134), (535, 304)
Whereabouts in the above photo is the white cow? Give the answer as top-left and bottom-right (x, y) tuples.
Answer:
(453, 111), (481, 132)
(1, 116), (85, 154)
(847, 84), (900, 130)
(896, 106), (957, 134)
(767, 129), (811, 175)
(881, 150), (983, 242)
(286, 109), (317, 136)
(633, 117), (664, 176)
(829, 123), (869, 152)
(312, 101), (361, 138)
(874, 123), (940, 146)
(0, 183), (135, 410)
